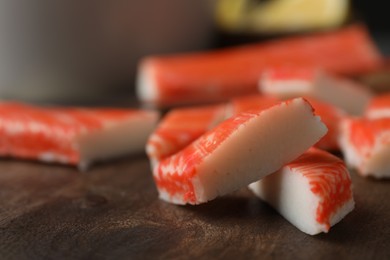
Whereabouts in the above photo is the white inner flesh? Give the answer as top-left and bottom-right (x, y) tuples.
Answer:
(314, 74), (372, 116)
(194, 98), (327, 203)
(77, 112), (159, 170)
(249, 167), (354, 235)
(249, 168), (323, 235)
(260, 78), (314, 99)
(136, 61), (158, 106)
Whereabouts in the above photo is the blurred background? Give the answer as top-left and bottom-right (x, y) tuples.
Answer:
(0, 0), (388, 105)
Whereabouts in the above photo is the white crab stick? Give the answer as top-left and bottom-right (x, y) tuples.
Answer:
(339, 117), (390, 178)
(0, 102), (159, 170)
(249, 148), (354, 235)
(154, 98), (327, 205)
(259, 67), (373, 115)
(365, 93), (390, 119)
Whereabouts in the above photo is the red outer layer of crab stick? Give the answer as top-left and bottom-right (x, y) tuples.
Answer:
(305, 98), (346, 151)
(0, 102), (159, 170)
(365, 93), (390, 119)
(137, 25), (382, 107)
(339, 117), (390, 178)
(249, 148), (354, 235)
(259, 67), (373, 115)
(146, 104), (227, 168)
(153, 98), (327, 205)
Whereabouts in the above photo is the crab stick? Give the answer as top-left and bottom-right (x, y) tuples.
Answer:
(339, 117), (390, 178)
(249, 148), (354, 235)
(146, 104), (227, 168)
(154, 98), (327, 205)
(260, 67), (373, 115)
(137, 25), (381, 107)
(0, 102), (159, 170)
(365, 93), (390, 119)
(231, 95), (344, 150)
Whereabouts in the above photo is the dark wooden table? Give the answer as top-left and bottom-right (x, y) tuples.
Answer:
(0, 154), (389, 260)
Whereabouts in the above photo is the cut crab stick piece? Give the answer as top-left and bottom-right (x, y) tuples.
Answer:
(146, 104), (227, 167)
(249, 148), (354, 235)
(339, 117), (390, 178)
(231, 95), (344, 150)
(0, 102), (159, 170)
(365, 93), (390, 119)
(138, 25), (381, 107)
(154, 98), (327, 205)
(260, 67), (373, 115)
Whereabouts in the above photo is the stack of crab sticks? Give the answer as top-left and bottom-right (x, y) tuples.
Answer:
(149, 98), (327, 205)
(139, 24), (390, 235)
(146, 96), (356, 235)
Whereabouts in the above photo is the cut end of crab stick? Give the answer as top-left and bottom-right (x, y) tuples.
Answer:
(137, 25), (382, 107)
(137, 58), (160, 106)
(249, 148), (354, 235)
(259, 67), (373, 115)
(339, 117), (390, 178)
(154, 98), (327, 205)
(146, 104), (227, 168)
(0, 102), (159, 170)
(77, 110), (160, 170)
(365, 93), (390, 119)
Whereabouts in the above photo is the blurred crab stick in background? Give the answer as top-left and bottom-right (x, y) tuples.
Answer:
(146, 104), (227, 168)
(260, 67), (373, 115)
(0, 102), (159, 170)
(339, 117), (390, 179)
(249, 148), (354, 235)
(153, 98), (327, 205)
(365, 93), (390, 119)
(137, 25), (382, 107)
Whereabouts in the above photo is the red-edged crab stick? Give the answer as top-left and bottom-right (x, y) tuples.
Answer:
(259, 67), (373, 115)
(339, 117), (390, 178)
(153, 98), (327, 205)
(249, 148), (354, 235)
(137, 25), (381, 107)
(0, 102), (159, 170)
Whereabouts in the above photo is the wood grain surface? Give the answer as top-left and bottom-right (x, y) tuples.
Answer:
(0, 155), (389, 260)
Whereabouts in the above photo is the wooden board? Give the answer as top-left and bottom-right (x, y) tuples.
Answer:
(0, 155), (389, 259)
